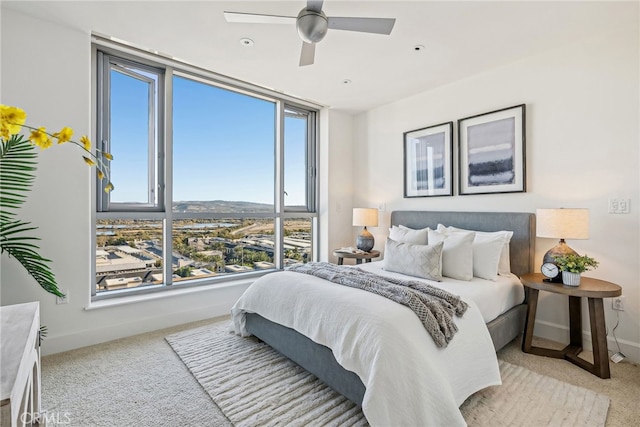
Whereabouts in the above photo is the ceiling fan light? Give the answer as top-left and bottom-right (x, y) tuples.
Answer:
(297, 9), (328, 44)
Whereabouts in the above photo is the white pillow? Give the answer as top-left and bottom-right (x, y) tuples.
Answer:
(427, 229), (474, 281)
(383, 238), (443, 281)
(442, 225), (514, 276)
(388, 225), (429, 245)
(436, 224), (505, 281)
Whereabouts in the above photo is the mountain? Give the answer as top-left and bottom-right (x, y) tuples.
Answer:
(172, 200), (273, 213)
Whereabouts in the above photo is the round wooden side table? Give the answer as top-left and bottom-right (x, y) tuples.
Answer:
(333, 250), (380, 265)
(520, 273), (622, 379)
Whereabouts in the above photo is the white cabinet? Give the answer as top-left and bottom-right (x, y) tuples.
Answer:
(1, 302), (41, 427)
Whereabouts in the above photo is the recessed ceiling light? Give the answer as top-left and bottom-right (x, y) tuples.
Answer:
(413, 44), (425, 52)
(240, 38), (254, 47)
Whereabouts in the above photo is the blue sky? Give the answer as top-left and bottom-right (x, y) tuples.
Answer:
(109, 71), (307, 206)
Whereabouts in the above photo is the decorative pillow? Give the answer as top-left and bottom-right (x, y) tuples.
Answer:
(383, 238), (443, 281)
(427, 229), (474, 281)
(442, 225), (514, 276)
(388, 225), (429, 245)
(436, 224), (505, 281)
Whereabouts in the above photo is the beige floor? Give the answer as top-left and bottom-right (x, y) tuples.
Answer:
(41, 318), (639, 426)
(497, 336), (640, 426)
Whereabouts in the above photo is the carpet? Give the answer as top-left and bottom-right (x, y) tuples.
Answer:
(166, 323), (610, 427)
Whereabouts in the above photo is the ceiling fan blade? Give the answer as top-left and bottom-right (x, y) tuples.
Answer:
(327, 17), (396, 35)
(299, 42), (315, 67)
(307, 1), (324, 13)
(224, 11), (295, 25)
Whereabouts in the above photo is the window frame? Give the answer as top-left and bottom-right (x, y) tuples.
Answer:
(96, 52), (166, 212)
(283, 106), (317, 213)
(92, 38), (320, 300)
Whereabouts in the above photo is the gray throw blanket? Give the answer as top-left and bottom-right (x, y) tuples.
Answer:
(287, 262), (468, 347)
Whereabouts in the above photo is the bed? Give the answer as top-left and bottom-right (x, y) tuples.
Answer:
(231, 210), (535, 425)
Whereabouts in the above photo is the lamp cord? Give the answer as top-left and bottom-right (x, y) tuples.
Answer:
(606, 309), (623, 355)
(612, 309), (623, 354)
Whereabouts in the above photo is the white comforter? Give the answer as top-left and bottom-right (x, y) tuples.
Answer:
(231, 266), (503, 426)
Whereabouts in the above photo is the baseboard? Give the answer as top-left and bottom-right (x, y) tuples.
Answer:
(533, 320), (640, 364)
(41, 299), (236, 356)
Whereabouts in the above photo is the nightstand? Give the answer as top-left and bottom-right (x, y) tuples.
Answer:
(333, 250), (380, 265)
(520, 273), (622, 379)
(1, 302), (41, 426)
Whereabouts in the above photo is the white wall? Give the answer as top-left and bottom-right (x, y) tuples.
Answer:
(319, 109), (356, 262)
(0, 8), (354, 355)
(352, 24), (640, 362)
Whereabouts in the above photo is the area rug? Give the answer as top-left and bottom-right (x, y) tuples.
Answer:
(166, 323), (610, 427)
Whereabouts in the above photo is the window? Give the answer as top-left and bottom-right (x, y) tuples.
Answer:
(97, 56), (163, 210)
(284, 107), (315, 210)
(94, 47), (318, 298)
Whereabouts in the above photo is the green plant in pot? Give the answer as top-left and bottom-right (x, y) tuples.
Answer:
(553, 253), (599, 287)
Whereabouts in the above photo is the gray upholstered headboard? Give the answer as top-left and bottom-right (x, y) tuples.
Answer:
(390, 211), (536, 277)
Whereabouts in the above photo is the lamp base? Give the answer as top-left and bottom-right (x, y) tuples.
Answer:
(542, 239), (577, 282)
(543, 239), (578, 264)
(356, 227), (374, 252)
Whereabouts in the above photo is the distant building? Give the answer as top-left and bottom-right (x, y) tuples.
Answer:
(283, 237), (311, 249)
(224, 264), (253, 273)
(96, 249), (109, 258)
(116, 245), (142, 255)
(96, 246), (155, 275)
(190, 268), (216, 277)
(151, 273), (181, 283)
(176, 258), (194, 268)
(103, 276), (143, 290)
(254, 261), (275, 270)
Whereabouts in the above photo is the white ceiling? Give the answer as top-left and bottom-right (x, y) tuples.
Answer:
(4, 0), (636, 114)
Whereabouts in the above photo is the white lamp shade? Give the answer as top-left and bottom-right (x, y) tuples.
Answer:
(536, 208), (589, 239)
(353, 208), (378, 227)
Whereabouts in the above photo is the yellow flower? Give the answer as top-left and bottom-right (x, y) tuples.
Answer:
(29, 127), (53, 149)
(83, 156), (96, 166)
(2, 106), (114, 194)
(80, 135), (91, 151)
(54, 126), (74, 144)
(0, 105), (27, 138)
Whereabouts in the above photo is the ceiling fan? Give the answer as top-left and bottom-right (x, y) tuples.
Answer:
(224, 0), (396, 66)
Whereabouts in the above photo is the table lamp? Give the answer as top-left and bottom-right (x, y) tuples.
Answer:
(536, 208), (589, 264)
(353, 208), (378, 252)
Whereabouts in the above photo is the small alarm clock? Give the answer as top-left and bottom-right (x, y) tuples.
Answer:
(541, 262), (561, 282)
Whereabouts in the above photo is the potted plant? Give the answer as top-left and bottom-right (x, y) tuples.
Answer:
(553, 253), (599, 286)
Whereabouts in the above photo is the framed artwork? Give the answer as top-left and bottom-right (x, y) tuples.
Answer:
(458, 104), (526, 195)
(403, 122), (453, 198)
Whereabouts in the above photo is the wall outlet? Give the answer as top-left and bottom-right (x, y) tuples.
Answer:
(612, 296), (625, 311)
(608, 198), (630, 214)
(56, 289), (70, 305)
